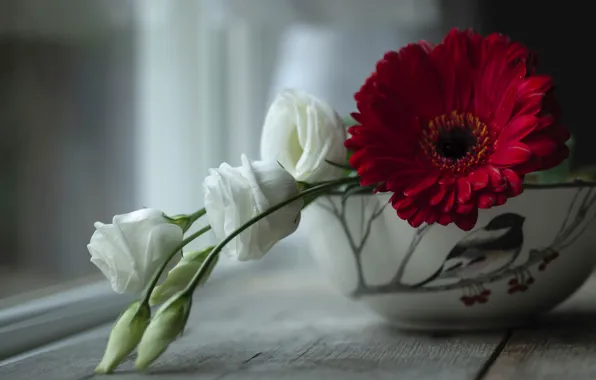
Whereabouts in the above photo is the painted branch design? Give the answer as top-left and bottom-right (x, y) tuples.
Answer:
(317, 187), (596, 298)
(318, 196), (387, 293)
(389, 224), (430, 285)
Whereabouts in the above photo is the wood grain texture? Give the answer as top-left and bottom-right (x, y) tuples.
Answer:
(0, 250), (505, 380)
(483, 278), (596, 380)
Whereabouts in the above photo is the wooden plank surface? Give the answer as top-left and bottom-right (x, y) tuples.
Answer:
(483, 278), (596, 380)
(0, 248), (506, 380)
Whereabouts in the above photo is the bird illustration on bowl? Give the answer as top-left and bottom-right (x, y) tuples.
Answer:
(306, 184), (596, 329)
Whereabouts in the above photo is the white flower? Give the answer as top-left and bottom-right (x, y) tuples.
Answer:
(203, 154), (303, 261)
(260, 89), (347, 182)
(88, 208), (184, 294)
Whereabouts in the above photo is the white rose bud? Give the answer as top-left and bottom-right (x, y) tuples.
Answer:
(260, 89), (347, 182)
(149, 247), (217, 306)
(135, 294), (192, 371)
(203, 154), (303, 261)
(87, 208), (184, 294)
(95, 301), (151, 374)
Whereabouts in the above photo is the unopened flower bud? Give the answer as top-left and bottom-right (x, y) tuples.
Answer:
(135, 293), (192, 370)
(149, 247), (217, 306)
(95, 301), (150, 374)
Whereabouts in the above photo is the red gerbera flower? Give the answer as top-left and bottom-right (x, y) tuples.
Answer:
(345, 28), (570, 231)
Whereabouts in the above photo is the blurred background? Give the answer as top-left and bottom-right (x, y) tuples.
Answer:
(0, 0), (593, 301)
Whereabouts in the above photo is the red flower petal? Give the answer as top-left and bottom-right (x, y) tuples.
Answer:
(376, 44), (443, 121)
(538, 122), (571, 143)
(431, 44), (455, 112)
(426, 211), (439, 225)
(513, 94), (543, 117)
(535, 114), (555, 131)
(499, 115), (539, 143)
(456, 178), (472, 203)
(409, 208), (430, 228)
(356, 159), (423, 187)
(492, 63), (526, 129)
(454, 209), (478, 231)
(492, 85), (518, 130)
(384, 169), (428, 190)
(468, 169), (489, 190)
(404, 175), (439, 196)
(517, 75), (553, 97)
(513, 145), (569, 174)
(442, 30), (477, 111)
(397, 205), (417, 220)
(439, 177), (455, 186)
(350, 112), (363, 123)
(524, 135), (557, 157)
(478, 194), (496, 208)
(496, 194), (507, 205)
(392, 196), (415, 211)
(490, 142), (532, 166)
(430, 185), (448, 206)
(486, 166), (505, 188)
(456, 203), (475, 214)
(442, 188), (456, 213)
(502, 169), (523, 196)
(437, 214), (452, 226)
(474, 35), (527, 121)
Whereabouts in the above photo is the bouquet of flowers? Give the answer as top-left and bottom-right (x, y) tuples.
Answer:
(90, 29), (570, 373)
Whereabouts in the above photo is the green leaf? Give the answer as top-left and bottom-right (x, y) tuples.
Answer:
(343, 115), (357, 127)
(325, 159), (354, 171)
(570, 165), (596, 182)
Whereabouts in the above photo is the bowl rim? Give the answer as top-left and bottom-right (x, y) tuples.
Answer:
(325, 179), (596, 197)
(524, 180), (596, 189)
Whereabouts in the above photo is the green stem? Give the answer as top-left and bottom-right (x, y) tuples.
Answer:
(187, 208), (206, 226)
(183, 176), (361, 295)
(170, 208), (207, 232)
(140, 224), (212, 305)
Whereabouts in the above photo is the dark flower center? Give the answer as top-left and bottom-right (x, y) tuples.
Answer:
(436, 128), (476, 160)
(420, 111), (495, 173)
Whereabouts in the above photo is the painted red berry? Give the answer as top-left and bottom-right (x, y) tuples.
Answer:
(526, 277), (535, 285)
(550, 251), (560, 259)
(460, 296), (475, 306)
(508, 278), (519, 286)
(481, 289), (491, 296)
(538, 263), (546, 271)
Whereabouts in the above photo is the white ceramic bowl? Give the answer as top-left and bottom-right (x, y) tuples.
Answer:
(302, 183), (596, 331)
